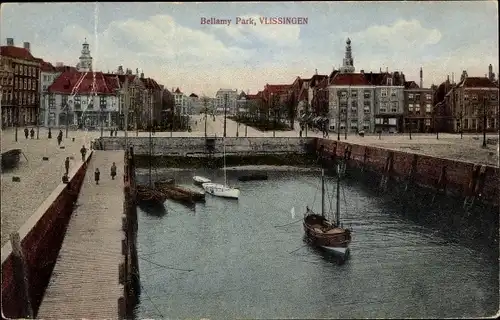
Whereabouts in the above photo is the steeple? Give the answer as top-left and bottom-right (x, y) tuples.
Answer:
(340, 38), (355, 73)
(76, 38), (93, 72)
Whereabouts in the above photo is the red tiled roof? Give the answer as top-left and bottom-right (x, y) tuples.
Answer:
(330, 73), (370, 86)
(0, 46), (36, 61)
(141, 77), (161, 90)
(459, 77), (498, 88)
(48, 71), (119, 95)
(37, 59), (56, 72)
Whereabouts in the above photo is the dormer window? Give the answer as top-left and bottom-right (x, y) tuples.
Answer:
(387, 78), (393, 86)
(472, 94), (478, 100)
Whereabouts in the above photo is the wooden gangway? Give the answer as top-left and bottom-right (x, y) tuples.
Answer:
(37, 150), (125, 319)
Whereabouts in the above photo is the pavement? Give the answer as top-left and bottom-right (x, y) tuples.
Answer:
(1, 119), (498, 246)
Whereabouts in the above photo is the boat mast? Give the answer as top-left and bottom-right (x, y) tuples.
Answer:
(321, 168), (325, 218)
(336, 162), (341, 226)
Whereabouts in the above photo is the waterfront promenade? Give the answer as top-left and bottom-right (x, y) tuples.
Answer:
(36, 150), (124, 319)
(1, 119), (498, 246)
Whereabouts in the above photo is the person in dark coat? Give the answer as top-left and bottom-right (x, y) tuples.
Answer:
(80, 145), (87, 162)
(30, 128), (35, 139)
(62, 172), (69, 184)
(24, 127), (29, 139)
(94, 168), (100, 185)
(110, 162), (117, 180)
(57, 130), (63, 146)
(48, 128), (52, 139)
(65, 157), (70, 175)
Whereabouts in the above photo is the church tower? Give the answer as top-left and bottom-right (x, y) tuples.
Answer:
(76, 38), (93, 72)
(340, 38), (355, 73)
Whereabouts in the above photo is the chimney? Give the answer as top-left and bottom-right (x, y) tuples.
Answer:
(6, 38), (14, 46)
(140, 72), (144, 79)
(23, 42), (30, 52)
(419, 67), (423, 88)
(488, 64), (493, 80)
(315, 69), (318, 75)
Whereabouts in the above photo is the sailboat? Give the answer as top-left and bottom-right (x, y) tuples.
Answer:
(136, 95), (168, 206)
(303, 163), (352, 260)
(202, 138), (240, 199)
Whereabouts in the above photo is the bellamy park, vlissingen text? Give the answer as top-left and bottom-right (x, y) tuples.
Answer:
(200, 16), (309, 26)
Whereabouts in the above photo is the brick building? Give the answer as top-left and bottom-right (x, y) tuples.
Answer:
(0, 38), (40, 127)
(402, 68), (436, 133)
(0, 56), (14, 127)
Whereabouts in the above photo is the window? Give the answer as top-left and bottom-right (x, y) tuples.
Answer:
(14, 64), (18, 74)
(464, 119), (469, 129)
(61, 95), (68, 107)
(350, 120), (358, 129)
(472, 119), (477, 129)
(14, 78), (18, 89)
(426, 94), (432, 100)
(415, 94), (420, 100)
(49, 95), (55, 108)
(390, 101), (398, 113)
(340, 107), (347, 114)
(408, 103), (414, 112)
(351, 90), (357, 98)
(340, 91), (347, 99)
(28, 80), (31, 90)
(364, 90), (371, 99)
(387, 78), (393, 86)
(363, 120), (370, 129)
(43, 85), (47, 91)
(24, 66), (27, 75)
(408, 93), (415, 99)
(340, 122), (346, 129)
(23, 79), (27, 90)
(364, 105), (370, 114)
(43, 75), (47, 81)
(100, 96), (106, 109)
(464, 94), (469, 100)
(391, 89), (397, 96)
(379, 102), (387, 113)
(351, 107), (358, 114)
(425, 104), (432, 113)
(472, 94), (478, 101)
(381, 88), (388, 97)
(415, 105), (420, 112)
(491, 94), (497, 100)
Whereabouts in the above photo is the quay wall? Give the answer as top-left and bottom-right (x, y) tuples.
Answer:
(314, 138), (499, 208)
(96, 137), (310, 156)
(1, 151), (93, 319)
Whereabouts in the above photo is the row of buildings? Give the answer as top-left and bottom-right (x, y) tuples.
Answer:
(237, 38), (499, 133)
(0, 38), (191, 130)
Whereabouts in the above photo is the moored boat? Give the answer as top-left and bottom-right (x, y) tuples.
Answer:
(202, 182), (240, 199)
(156, 185), (195, 206)
(154, 178), (175, 188)
(167, 185), (205, 202)
(303, 166), (352, 261)
(193, 175), (211, 186)
(136, 184), (168, 205)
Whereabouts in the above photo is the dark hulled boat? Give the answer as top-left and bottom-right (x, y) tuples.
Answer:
(303, 166), (352, 259)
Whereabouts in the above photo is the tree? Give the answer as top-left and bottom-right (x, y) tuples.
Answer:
(285, 90), (297, 129)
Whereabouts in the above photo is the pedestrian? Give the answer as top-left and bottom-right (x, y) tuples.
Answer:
(110, 162), (117, 180)
(80, 145), (87, 162)
(65, 157), (70, 175)
(57, 130), (63, 146)
(94, 168), (100, 185)
(30, 128), (35, 139)
(48, 128), (52, 139)
(110, 129), (114, 137)
(299, 129), (302, 137)
(24, 127), (29, 139)
(114, 130), (118, 137)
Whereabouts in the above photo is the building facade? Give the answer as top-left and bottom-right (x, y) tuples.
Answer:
(188, 93), (200, 115)
(215, 89), (238, 115)
(47, 71), (119, 129)
(76, 39), (93, 72)
(445, 71), (499, 132)
(0, 38), (40, 127)
(0, 56), (14, 127)
(403, 69), (436, 133)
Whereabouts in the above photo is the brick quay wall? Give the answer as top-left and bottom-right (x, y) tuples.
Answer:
(1, 151), (93, 319)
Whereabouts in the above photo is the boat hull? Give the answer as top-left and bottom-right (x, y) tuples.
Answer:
(202, 182), (240, 199)
(193, 175), (211, 186)
(136, 185), (168, 205)
(303, 213), (351, 248)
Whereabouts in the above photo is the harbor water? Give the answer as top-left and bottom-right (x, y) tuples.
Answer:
(133, 166), (498, 319)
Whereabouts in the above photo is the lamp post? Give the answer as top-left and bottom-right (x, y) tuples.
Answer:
(65, 103), (69, 138)
(36, 97), (40, 140)
(14, 99), (18, 142)
(305, 101), (309, 137)
(345, 85), (350, 140)
(337, 91), (341, 141)
(482, 96), (487, 148)
(409, 118), (412, 140)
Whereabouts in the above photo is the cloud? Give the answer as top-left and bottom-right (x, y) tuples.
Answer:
(210, 14), (301, 47)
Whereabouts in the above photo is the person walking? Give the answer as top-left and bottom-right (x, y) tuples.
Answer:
(80, 145), (87, 162)
(48, 128), (52, 139)
(110, 162), (117, 180)
(94, 168), (100, 185)
(24, 127), (29, 139)
(65, 157), (70, 175)
(57, 130), (63, 146)
(30, 128), (35, 139)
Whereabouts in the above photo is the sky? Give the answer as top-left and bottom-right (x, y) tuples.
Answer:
(1, 1), (498, 97)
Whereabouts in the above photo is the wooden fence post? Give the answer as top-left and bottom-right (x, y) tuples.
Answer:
(10, 232), (33, 319)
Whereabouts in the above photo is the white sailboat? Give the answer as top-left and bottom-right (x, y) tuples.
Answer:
(193, 175), (211, 186)
(202, 138), (240, 199)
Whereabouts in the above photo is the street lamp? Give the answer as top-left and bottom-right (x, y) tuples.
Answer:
(223, 93), (227, 138)
(65, 102), (69, 138)
(482, 96), (487, 148)
(336, 91), (341, 141)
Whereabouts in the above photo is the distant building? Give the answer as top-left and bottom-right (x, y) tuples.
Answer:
(172, 88), (188, 115)
(215, 89), (238, 115)
(0, 38), (40, 126)
(403, 68), (436, 133)
(188, 93), (200, 114)
(0, 56), (14, 127)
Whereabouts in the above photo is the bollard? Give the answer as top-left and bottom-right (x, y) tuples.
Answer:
(12, 176), (21, 182)
(59, 146), (65, 149)
(72, 137), (75, 142)
(42, 157), (49, 161)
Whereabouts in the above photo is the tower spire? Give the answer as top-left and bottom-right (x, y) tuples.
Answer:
(340, 38), (355, 73)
